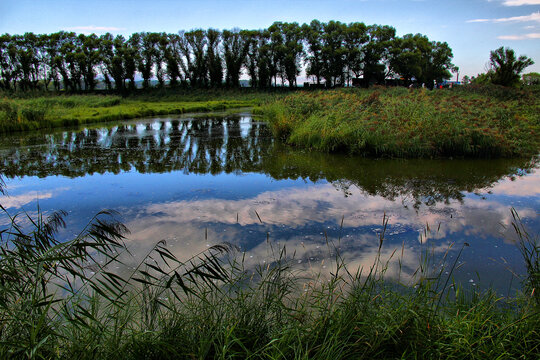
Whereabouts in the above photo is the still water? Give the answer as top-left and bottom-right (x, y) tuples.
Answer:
(1, 112), (538, 293)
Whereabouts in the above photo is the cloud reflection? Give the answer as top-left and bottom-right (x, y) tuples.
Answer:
(0, 191), (55, 209)
(121, 178), (538, 282)
(489, 170), (540, 197)
(125, 181), (537, 234)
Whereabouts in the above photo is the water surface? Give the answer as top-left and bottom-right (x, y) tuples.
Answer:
(1, 112), (538, 293)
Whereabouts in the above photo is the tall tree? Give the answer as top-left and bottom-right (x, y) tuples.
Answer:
(389, 34), (427, 84)
(44, 33), (63, 91)
(206, 29), (223, 87)
(222, 28), (248, 87)
(362, 25), (396, 86)
(35, 34), (53, 90)
(256, 30), (274, 88)
(267, 24), (285, 86)
(16, 33), (38, 91)
(321, 21), (347, 87)
(241, 30), (260, 87)
(100, 33), (125, 91)
(164, 33), (182, 87)
(137, 32), (158, 89)
(78, 33), (100, 91)
(489, 47), (534, 87)
(280, 22), (304, 87)
(302, 20), (324, 85)
(155, 33), (169, 87)
(266, 22), (303, 86)
(343, 22), (368, 85)
(53, 32), (79, 91)
(183, 29), (208, 87)
(390, 34), (454, 88)
(424, 40), (455, 87)
(0, 34), (19, 90)
(124, 34), (140, 90)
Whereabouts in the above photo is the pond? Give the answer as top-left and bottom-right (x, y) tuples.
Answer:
(1, 111), (538, 294)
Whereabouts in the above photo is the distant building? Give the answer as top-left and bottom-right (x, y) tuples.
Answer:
(439, 80), (461, 88)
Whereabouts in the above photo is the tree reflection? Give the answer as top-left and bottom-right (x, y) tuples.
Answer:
(0, 114), (537, 206)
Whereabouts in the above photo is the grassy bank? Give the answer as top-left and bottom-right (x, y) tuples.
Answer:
(0, 89), (275, 133)
(0, 204), (538, 359)
(263, 85), (540, 158)
(3, 86), (539, 159)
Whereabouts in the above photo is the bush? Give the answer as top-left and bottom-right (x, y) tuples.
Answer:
(262, 87), (540, 158)
(0, 99), (19, 123)
(20, 106), (47, 122)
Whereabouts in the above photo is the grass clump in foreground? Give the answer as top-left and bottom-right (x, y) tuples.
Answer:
(0, 89), (275, 133)
(0, 203), (539, 359)
(263, 85), (540, 158)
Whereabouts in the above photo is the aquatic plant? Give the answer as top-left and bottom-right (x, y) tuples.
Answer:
(263, 86), (540, 158)
(0, 198), (538, 358)
(0, 204), (234, 359)
(0, 90), (270, 133)
(511, 208), (540, 306)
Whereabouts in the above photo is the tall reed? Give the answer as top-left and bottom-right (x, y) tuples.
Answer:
(262, 86), (540, 158)
(0, 198), (538, 358)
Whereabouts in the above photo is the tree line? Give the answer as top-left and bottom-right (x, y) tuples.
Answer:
(468, 47), (535, 87)
(0, 20), (457, 92)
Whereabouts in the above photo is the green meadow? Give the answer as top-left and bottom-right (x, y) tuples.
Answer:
(262, 85), (540, 158)
(2, 85), (539, 159)
(0, 89), (271, 133)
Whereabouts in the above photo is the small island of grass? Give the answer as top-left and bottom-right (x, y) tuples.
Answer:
(262, 85), (540, 158)
(0, 89), (267, 133)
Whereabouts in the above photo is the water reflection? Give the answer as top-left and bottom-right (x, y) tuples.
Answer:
(118, 169), (538, 291)
(0, 114), (537, 207)
(0, 113), (538, 291)
(0, 115), (272, 177)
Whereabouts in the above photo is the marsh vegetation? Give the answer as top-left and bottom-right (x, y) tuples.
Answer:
(0, 200), (538, 359)
(263, 86), (540, 158)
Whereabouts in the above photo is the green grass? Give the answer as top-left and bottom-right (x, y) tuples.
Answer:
(0, 202), (538, 359)
(262, 85), (540, 158)
(0, 89), (280, 133)
(4, 86), (538, 158)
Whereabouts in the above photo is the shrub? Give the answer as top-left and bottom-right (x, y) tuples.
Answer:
(0, 99), (19, 123)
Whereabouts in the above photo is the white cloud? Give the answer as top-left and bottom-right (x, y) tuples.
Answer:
(468, 11), (540, 23)
(64, 25), (126, 34)
(490, 170), (540, 195)
(1, 191), (54, 209)
(497, 32), (540, 39)
(502, 0), (540, 6)
(0, 187), (70, 211)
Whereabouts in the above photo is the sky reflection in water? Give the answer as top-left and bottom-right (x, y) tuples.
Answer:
(0, 113), (538, 293)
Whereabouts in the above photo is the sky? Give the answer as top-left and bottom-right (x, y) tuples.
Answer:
(1, 0), (539, 78)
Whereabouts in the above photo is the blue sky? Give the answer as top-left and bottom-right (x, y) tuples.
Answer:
(1, 0), (539, 77)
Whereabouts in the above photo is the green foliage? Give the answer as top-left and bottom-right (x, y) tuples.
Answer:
(0, 91), (266, 133)
(262, 87), (540, 158)
(522, 72), (540, 86)
(390, 34), (454, 87)
(0, 204), (235, 359)
(511, 209), (540, 306)
(0, 99), (18, 123)
(222, 29), (249, 87)
(1, 21), (455, 92)
(20, 105), (47, 122)
(470, 71), (493, 85)
(0, 203), (538, 358)
(489, 47), (534, 87)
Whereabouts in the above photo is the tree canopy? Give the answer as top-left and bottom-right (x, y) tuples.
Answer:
(489, 47), (534, 87)
(0, 21), (459, 91)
